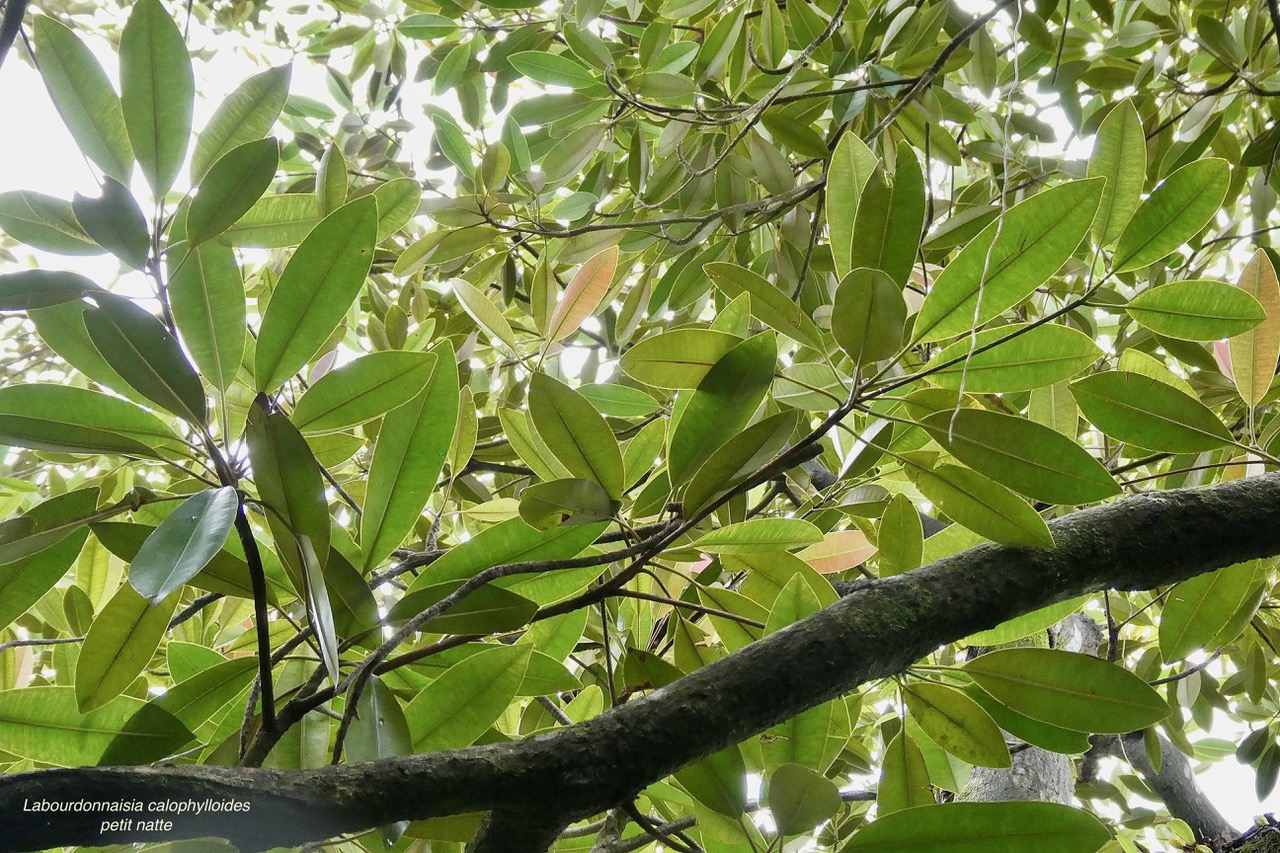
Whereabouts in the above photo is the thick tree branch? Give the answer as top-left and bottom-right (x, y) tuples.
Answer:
(5, 473), (1280, 852)
(1092, 731), (1237, 847)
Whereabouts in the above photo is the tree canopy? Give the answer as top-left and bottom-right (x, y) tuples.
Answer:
(1, 0), (1280, 850)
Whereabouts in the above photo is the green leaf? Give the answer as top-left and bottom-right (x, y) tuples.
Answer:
(348, 675), (413, 764)
(832, 267), (908, 364)
(619, 328), (742, 389)
(221, 193), (320, 247)
(845, 802), (1109, 853)
(33, 17), (133, 184)
(128, 487), (238, 604)
(878, 493), (923, 576)
(0, 270), (98, 312)
(393, 518), (604, 618)
(362, 343), (459, 571)
(1087, 98), (1146, 246)
(828, 132), (879, 281)
(849, 142), (926, 286)
(405, 644), (531, 751)
(119, 0), (195, 198)
(245, 396), (330, 589)
(963, 648), (1170, 733)
(925, 324), (1102, 392)
(191, 65), (291, 183)
(0, 687), (191, 766)
(964, 683), (1091, 755)
(519, 478), (617, 528)
(920, 410), (1119, 505)
(1125, 279), (1265, 341)
(1230, 249), (1280, 407)
(83, 294), (207, 424)
(527, 373), (624, 498)
(906, 462), (1053, 548)
(0, 488), (103, 566)
(906, 681), (1010, 768)
(94, 520), (271, 603)
(668, 333), (777, 486)
(508, 51), (600, 89)
(390, 581), (537, 634)
(705, 263), (824, 350)
(547, 246), (618, 343)
(316, 144), (348, 215)
(0, 190), (101, 255)
(184, 138), (279, 248)
(292, 350), (440, 435)
(0, 492), (95, 630)
(75, 583), (178, 712)
(0, 384), (179, 458)
(877, 731), (933, 815)
(371, 177), (421, 241)
(452, 278), (518, 351)
(692, 518), (822, 554)
(1159, 561), (1261, 661)
(153, 656), (256, 728)
(1070, 371), (1232, 452)
(255, 195), (377, 392)
(914, 179), (1104, 342)
(675, 744), (748, 816)
(167, 241), (246, 392)
(578, 384), (660, 419)
(299, 535), (340, 684)
(964, 596), (1089, 647)
(766, 763), (842, 837)
(1113, 159), (1230, 272)
(683, 411), (799, 514)
(72, 178), (149, 269)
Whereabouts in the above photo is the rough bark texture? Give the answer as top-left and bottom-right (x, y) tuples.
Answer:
(4, 473), (1280, 852)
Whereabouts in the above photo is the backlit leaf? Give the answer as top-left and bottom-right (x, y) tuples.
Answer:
(1125, 279), (1264, 341)
(546, 246), (618, 342)
(1070, 371), (1232, 452)
(964, 648), (1169, 733)
(362, 343), (459, 571)
(75, 583), (178, 712)
(845, 802), (1109, 853)
(906, 681), (1010, 768)
(1230, 249), (1280, 406)
(119, 0), (194, 198)
(255, 196), (377, 392)
(914, 179), (1104, 342)
(1113, 159), (1230, 273)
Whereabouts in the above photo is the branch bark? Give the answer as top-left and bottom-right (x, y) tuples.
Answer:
(4, 473), (1280, 852)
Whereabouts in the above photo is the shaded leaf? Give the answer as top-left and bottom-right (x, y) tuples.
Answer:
(83, 293), (207, 424)
(191, 66), (291, 183)
(128, 487), (238, 604)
